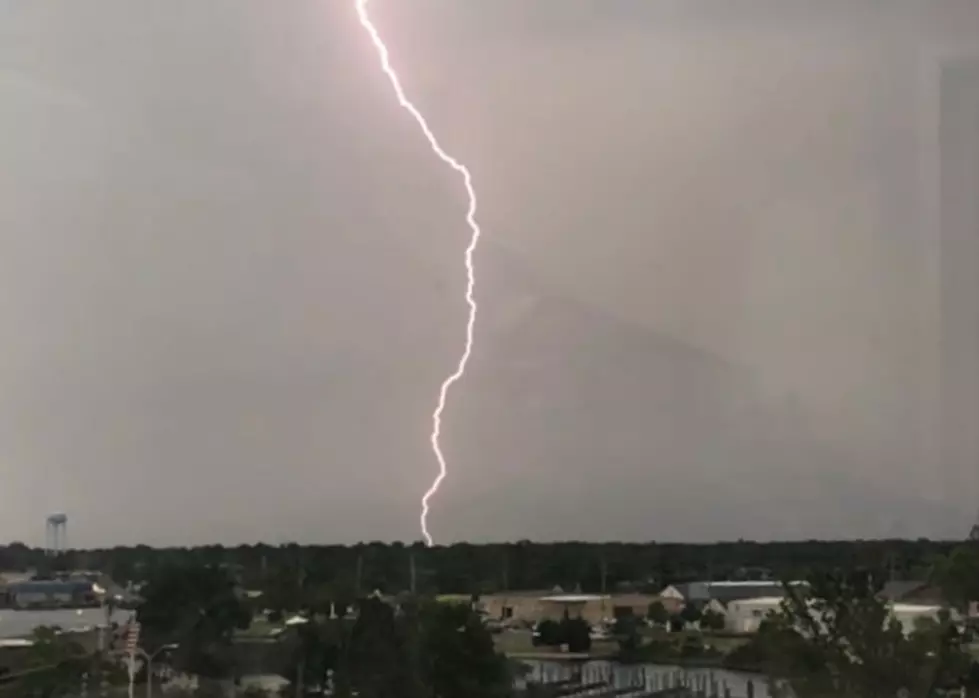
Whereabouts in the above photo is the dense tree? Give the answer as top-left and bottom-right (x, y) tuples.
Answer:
(136, 563), (251, 682)
(679, 603), (703, 627)
(285, 616), (344, 696)
(417, 599), (511, 698)
(0, 538), (969, 596)
(17, 626), (89, 697)
(533, 619), (563, 647)
(761, 571), (974, 698)
(295, 596), (511, 698)
(700, 608), (726, 631)
(339, 597), (419, 698)
(646, 600), (669, 626)
(613, 614), (642, 652)
(530, 616), (591, 654)
(560, 617), (592, 654)
(933, 543), (979, 613)
(9, 539), (979, 695)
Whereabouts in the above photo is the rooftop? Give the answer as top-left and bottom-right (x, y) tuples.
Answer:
(708, 581), (802, 587)
(728, 596), (785, 607)
(8, 579), (94, 592)
(891, 603), (945, 613)
(669, 580), (807, 604)
(481, 590), (561, 599)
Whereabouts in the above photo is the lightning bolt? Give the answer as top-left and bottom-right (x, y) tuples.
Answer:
(355, 0), (481, 547)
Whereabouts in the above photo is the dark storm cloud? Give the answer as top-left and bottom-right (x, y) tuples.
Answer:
(0, 1), (976, 546)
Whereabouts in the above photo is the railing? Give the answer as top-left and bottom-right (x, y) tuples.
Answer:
(519, 666), (754, 698)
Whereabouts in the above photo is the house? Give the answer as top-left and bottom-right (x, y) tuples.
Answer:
(721, 597), (784, 633)
(889, 603), (958, 635)
(479, 590), (550, 625)
(661, 581), (806, 610)
(660, 581), (711, 608)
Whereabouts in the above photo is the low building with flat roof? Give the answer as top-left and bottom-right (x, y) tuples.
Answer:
(7, 580), (97, 609)
(479, 590), (662, 626)
(539, 594), (610, 625)
(479, 590), (548, 625)
(721, 596), (784, 633)
(661, 580), (807, 614)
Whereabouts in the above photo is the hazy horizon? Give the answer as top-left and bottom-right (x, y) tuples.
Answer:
(1, 0), (978, 547)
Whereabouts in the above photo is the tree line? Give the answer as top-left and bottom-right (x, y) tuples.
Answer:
(120, 546), (979, 697)
(9, 538), (967, 593)
(12, 542), (979, 697)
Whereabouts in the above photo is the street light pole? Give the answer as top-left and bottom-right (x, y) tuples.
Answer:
(138, 644), (177, 698)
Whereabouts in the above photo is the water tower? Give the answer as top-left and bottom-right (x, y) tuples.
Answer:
(45, 513), (67, 556)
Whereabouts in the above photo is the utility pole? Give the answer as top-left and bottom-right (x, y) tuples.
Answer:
(297, 549), (306, 599)
(502, 549), (509, 592)
(599, 556), (608, 620)
(409, 552), (417, 595)
(355, 552), (363, 598)
(295, 655), (305, 698)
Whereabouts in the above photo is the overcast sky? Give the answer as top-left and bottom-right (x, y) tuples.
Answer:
(1, 1), (978, 547)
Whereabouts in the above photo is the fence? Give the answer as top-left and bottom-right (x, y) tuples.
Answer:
(521, 665), (757, 698)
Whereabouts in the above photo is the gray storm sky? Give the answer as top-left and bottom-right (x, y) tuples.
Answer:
(1, 0), (977, 547)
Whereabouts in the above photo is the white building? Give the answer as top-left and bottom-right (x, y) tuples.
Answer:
(889, 603), (958, 635)
(711, 595), (956, 636)
(719, 596), (784, 633)
(661, 581), (807, 619)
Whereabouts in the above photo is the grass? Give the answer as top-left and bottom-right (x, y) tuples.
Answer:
(492, 629), (617, 658)
(639, 627), (750, 652)
(702, 633), (751, 654)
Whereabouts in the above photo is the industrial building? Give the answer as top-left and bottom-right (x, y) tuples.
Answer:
(478, 590), (661, 626)
(5, 579), (98, 609)
(660, 580), (808, 608)
(0, 569), (123, 610)
(718, 597), (784, 633)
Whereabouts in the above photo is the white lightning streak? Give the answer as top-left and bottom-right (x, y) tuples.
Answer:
(355, 0), (481, 547)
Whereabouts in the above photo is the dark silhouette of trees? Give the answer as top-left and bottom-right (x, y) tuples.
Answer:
(646, 600), (669, 626)
(417, 599), (511, 698)
(9, 539), (975, 696)
(530, 616), (591, 654)
(613, 614), (642, 653)
(680, 603), (703, 627)
(560, 617), (592, 654)
(17, 626), (90, 697)
(701, 608), (725, 631)
(278, 596), (510, 698)
(0, 538), (968, 596)
(760, 570), (974, 698)
(137, 563), (251, 682)
(533, 619), (563, 647)
(933, 543), (979, 613)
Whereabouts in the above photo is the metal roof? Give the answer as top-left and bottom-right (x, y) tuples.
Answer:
(727, 596), (785, 607)
(670, 581), (806, 604)
(539, 594), (609, 603)
(879, 581), (929, 601)
(8, 580), (92, 594)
